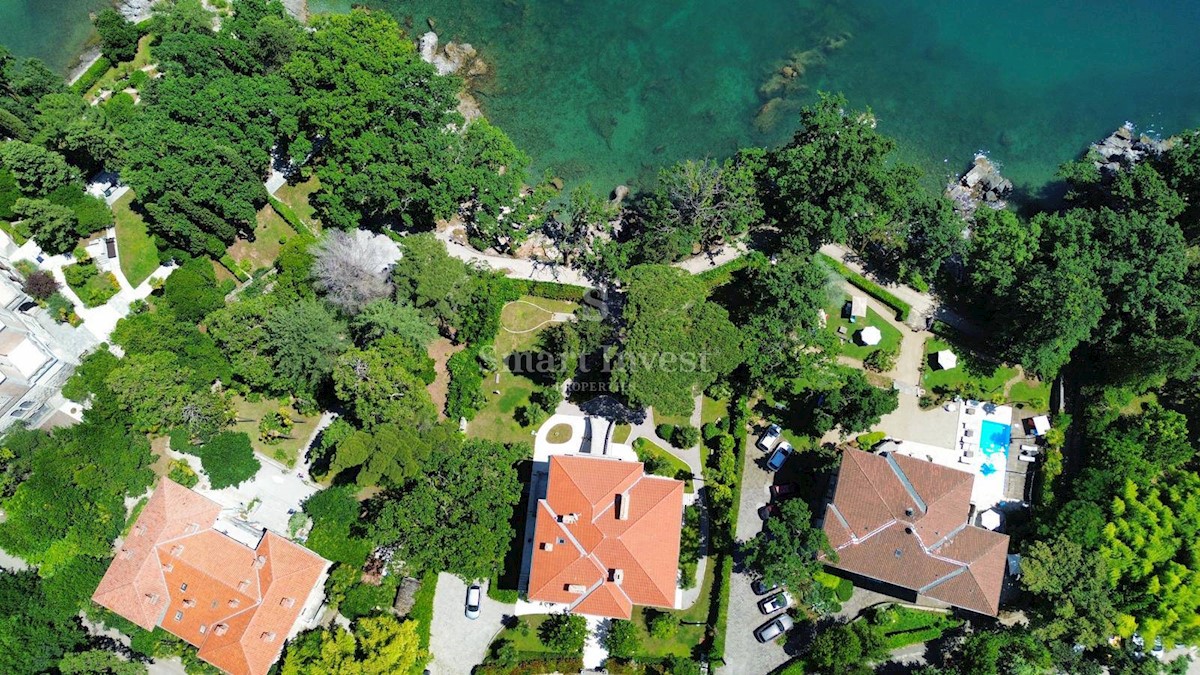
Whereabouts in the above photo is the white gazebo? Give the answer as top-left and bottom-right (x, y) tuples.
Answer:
(858, 326), (882, 346)
(848, 295), (868, 319)
(934, 349), (958, 370)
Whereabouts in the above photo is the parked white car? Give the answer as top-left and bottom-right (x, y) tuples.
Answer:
(465, 583), (481, 620)
(758, 591), (792, 615)
(757, 424), (782, 451)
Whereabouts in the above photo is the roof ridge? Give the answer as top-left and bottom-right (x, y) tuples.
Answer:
(845, 450), (906, 522)
(883, 452), (927, 513)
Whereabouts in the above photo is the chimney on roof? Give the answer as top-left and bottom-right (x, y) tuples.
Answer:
(280, 597), (295, 608)
(228, 599), (241, 608)
(183, 599), (196, 608)
(121, 548), (135, 560)
(616, 492), (631, 520)
(905, 508), (914, 517)
(237, 580), (250, 591)
(144, 593), (160, 605)
(170, 545), (184, 558)
(562, 513), (580, 524)
(260, 631), (276, 643)
(610, 569), (624, 584)
(134, 524), (146, 536)
(566, 584), (587, 594)
(253, 555), (266, 569)
(540, 542), (554, 551)
(214, 624), (229, 636)
(162, 563), (173, 573)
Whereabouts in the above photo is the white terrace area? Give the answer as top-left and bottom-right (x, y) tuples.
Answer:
(879, 401), (1016, 512)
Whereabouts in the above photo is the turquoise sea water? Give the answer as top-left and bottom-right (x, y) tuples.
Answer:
(308, 0), (1200, 195)
(0, 0), (111, 72)
(6, 1), (1200, 195)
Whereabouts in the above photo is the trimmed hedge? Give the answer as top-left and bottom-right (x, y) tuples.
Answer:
(267, 194), (315, 236)
(696, 255), (750, 290)
(488, 575), (520, 604)
(818, 252), (912, 322)
(70, 56), (113, 94)
(408, 572), (437, 675)
(218, 254), (251, 282)
(446, 346), (486, 420)
(708, 555), (734, 664)
(475, 657), (584, 675)
(498, 277), (589, 302)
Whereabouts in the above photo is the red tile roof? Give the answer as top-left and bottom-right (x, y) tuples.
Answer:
(93, 479), (329, 675)
(822, 449), (1009, 615)
(528, 455), (684, 619)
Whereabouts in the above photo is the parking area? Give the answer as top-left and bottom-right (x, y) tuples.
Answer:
(721, 433), (794, 674)
(428, 574), (514, 675)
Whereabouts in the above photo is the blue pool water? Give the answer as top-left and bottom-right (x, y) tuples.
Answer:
(980, 420), (1011, 456)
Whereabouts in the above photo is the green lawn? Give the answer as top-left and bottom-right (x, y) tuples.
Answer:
(701, 396), (728, 425)
(633, 437), (694, 492)
(229, 396), (320, 468)
(227, 204), (296, 273)
(490, 614), (554, 654)
(612, 423), (632, 443)
(1008, 377), (1052, 411)
(826, 297), (903, 361)
(869, 605), (962, 650)
(64, 262), (120, 307)
(467, 296), (579, 444)
(112, 191), (159, 287)
(922, 337), (1017, 400)
(274, 175), (323, 231)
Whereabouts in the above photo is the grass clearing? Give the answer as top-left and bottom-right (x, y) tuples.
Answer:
(701, 396), (729, 425)
(633, 437), (694, 492)
(612, 423), (632, 443)
(869, 605), (961, 650)
(274, 175), (322, 231)
(653, 409), (693, 429)
(229, 396), (319, 468)
(227, 203), (296, 273)
(84, 35), (154, 100)
(0, 220), (30, 245)
(922, 337), (1017, 400)
(112, 191), (159, 287)
(825, 297), (903, 361)
(546, 423), (573, 444)
(1008, 377), (1052, 411)
(467, 295), (579, 445)
(491, 614), (553, 654)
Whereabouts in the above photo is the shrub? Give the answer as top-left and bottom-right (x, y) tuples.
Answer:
(22, 270), (59, 300)
(855, 431), (886, 449)
(167, 459), (198, 488)
(196, 432), (260, 489)
(671, 425), (700, 448)
(302, 486), (373, 568)
(655, 424), (675, 442)
(863, 343), (899, 373)
(491, 638), (518, 667)
(701, 422), (721, 442)
(340, 582), (391, 620)
(538, 614), (587, 655)
(648, 610), (679, 639)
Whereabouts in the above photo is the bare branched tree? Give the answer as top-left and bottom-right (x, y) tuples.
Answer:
(310, 229), (398, 314)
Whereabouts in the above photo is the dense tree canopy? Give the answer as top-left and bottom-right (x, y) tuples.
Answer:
(280, 614), (424, 675)
(369, 439), (523, 580)
(613, 265), (742, 416)
(743, 498), (834, 610)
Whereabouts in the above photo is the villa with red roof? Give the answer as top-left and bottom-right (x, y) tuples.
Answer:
(821, 448), (1009, 616)
(527, 455), (685, 619)
(92, 479), (329, 675)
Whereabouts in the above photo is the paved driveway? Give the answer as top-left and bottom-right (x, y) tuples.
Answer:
(721, 435), (794, 674)
(428, 574), (514, 675)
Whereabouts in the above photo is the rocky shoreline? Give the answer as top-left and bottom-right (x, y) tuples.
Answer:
(417, 31), (490, 123)
(946, 154), (1012, 219)
(1090, 123), (1173, 172)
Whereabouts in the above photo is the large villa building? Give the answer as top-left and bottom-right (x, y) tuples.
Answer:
(527, 454), (685, 619)
(93, 479), (329, 675)
(820, 448), (1010, 616)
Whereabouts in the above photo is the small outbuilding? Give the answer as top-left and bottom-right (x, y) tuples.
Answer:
(858, 325), (882, 346)
(1026, 415), (1052, 436)
(847, 295), (868, 320)
(934, 349), (958, 370)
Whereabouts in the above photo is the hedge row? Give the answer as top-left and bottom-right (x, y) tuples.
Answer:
(708, 555), (735, 664)
(696, 255), (750, 290)
(474, 657), (584, 675)
(707, 395), (749, 664)
(497, 277), (589, 302)
(408, 572), (437, 675)
(267, 195), (315, 237)
(70, 56), (113, 94)
(818, 252), (912, 322)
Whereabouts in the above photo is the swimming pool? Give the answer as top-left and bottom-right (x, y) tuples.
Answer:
(980, 420), (1011, 455)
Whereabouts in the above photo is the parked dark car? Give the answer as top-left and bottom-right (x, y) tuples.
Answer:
(757, 503), (779, 520)
(770, 483), (800, 499)
(751, 579), (779, 596)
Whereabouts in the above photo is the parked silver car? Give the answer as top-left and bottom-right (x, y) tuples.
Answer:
(754, 614), (794, 643)
(465, 583), (481, 620)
